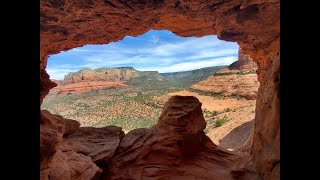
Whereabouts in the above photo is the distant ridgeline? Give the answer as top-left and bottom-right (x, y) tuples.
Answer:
(61, 66), (227, 88)
(160, 66), (227, 87)
(64, 67), (140, 83)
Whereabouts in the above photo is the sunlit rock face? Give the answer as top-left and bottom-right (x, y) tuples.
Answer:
(40, 0), (280, 179)
(106, 96), (261, 180)
(229, 48), (258, 71)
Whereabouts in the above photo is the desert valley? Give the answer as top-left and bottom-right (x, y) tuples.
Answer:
(42, 51), (258, 152)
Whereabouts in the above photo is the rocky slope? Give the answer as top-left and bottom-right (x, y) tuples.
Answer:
(229, 48), (258, 71)
(160, 66), (226, 87)
(40, 0), (280, 179)
(51, 81), (127, 94)
(191, 74), (259, 100)
(190, 50), (259, 100)
(156, 90), (255, 113)
(42, 96), (261, 180)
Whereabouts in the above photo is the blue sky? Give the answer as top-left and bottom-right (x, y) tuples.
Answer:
(47, 30), (239, 80)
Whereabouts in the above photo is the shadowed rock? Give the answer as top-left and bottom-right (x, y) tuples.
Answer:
(60, 126), (125, 163)
(106, 96), (261, 180)
(40, 110), (65, 178)
(49, 150), (102, 180)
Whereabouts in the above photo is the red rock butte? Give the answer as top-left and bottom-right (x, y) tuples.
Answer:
(40, 0), (279, 179)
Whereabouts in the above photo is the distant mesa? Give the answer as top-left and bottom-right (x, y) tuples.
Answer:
(64, 66), (141, 83)
(215, 48), (258, 74)
(191, 50), (259, 100)
(228, 48), (258, 71)
(49, 52), (258, 97)
(50, 67), (165, 94)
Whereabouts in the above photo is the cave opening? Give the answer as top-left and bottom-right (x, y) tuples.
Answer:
(40, 1), (279, 179)
(41, 29), (259, 152)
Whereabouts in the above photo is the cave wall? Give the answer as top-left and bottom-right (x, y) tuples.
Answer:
(40, 0), (280, 179)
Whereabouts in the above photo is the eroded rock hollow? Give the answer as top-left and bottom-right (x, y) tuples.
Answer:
(40, 0), (279, 179)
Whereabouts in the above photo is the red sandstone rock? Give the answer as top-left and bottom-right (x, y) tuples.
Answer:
(106, 96), (261, 179)
(191, 74), (259, 100)
(40, 111), (83, 179)
(64, 119), (80, 136)
(60, 126), (124, 163)
(40, 110), (65, 177)
(229, 49), (258, 71)
(252, 39), (280, 179)
(49, 150), (102, 180)
(40, 69), (56, 104)
(40, 0), (280, 179)
(51, 81), (127, 94)
(42, 115), (124, 180)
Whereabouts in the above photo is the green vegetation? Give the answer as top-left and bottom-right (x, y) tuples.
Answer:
(224, 108), (231, 112)
(161, 66), (227, 88)
(202, 108), (233, 133)
(42, 70), (184, 131)
(214, 115), (230, 127)
(187, 88), (246, 100)
(92, 117), (158, 130)
(187, 88), (225, 98)
(214, 69), (257, 76)
(42, 65), (238, 132)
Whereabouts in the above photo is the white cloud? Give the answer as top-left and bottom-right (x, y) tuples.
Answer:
(46, 68), (79, 80)
(47, 33), (239, 80)
(138, 36), (223, 56)
(137, 56), (237, 73)
(151, 35), (159, 44)
(188, 49), (238, 60)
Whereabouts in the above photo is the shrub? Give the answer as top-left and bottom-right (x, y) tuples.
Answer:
(214, 116), (229, 127)
(212, 111), (219, 116)
(204, 127), (209, 134)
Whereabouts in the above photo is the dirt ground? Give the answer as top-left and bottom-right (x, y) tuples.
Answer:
(156, 90), (256, 152)
(156, 90), (255, 112)
(206, 105), (255, 152)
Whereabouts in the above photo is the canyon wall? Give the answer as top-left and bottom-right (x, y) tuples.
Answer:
(229, 48), (258, 71)
(40, 0), (279, 179)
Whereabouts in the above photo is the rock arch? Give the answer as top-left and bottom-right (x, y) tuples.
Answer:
(40, 0), (279, 179)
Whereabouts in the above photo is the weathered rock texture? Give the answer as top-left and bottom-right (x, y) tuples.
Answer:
(229, 48), (258, 71)
(40, 0), (280, 179)
(48, 126), (124, 180)
(42, 96), (263, 179)
(60, 126), (125, 163)
(51, 81), (127, 94)
(191, 74), (259, 100)
(40, 110), (65, 178)
(193, 50), (259, 100)
(41, 110), (125, 180)
(107, 96), (261, 179)
(48, 150), (101, 180)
